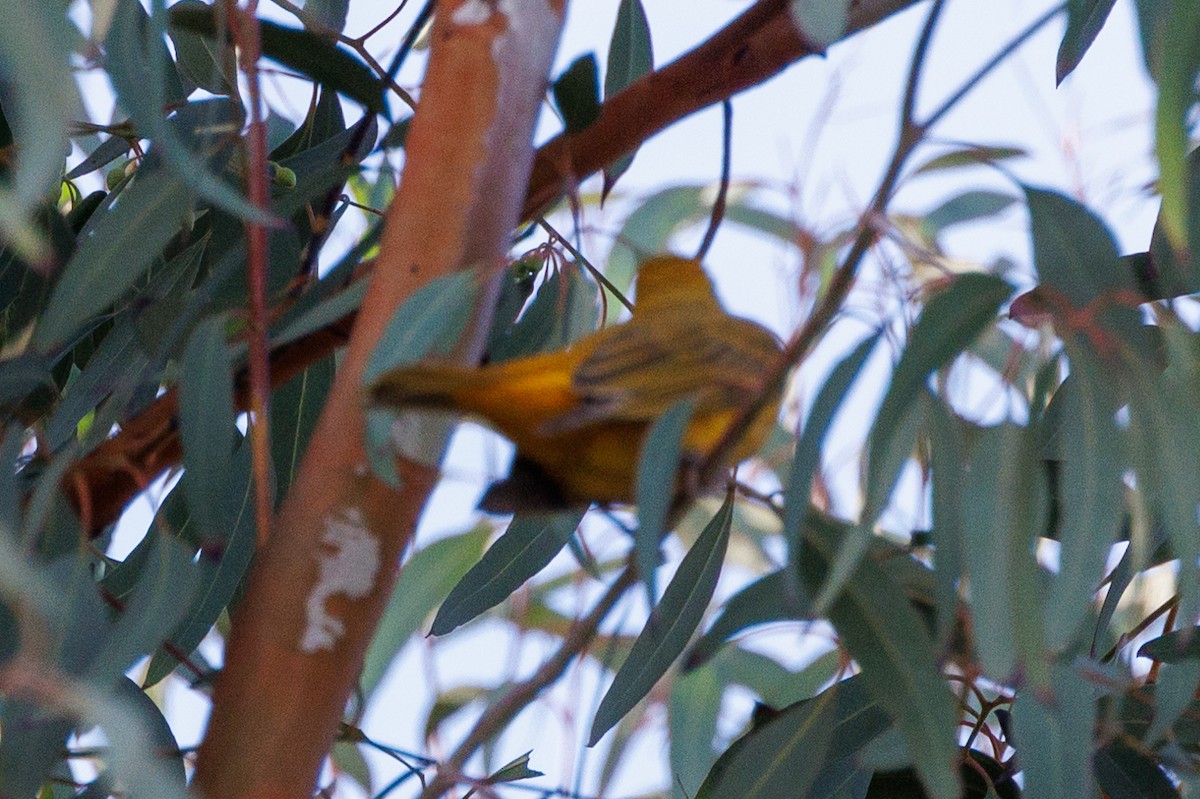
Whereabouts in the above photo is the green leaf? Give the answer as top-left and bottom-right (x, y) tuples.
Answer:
(1147, 660), (1200, 744)
(44, 319), (150, 450)
(361, 525), (490, 698)
(696, 677), (891, 799)
(789, 0), (851, 48)
(110, 678), (187, 791)
(962, 423), (1048, 685)
(635, 398), (696, 605)
(271, 84), (348, 161)
(272, 279), (366, 350)
(484, 751), (544, 786)
(684, 569), (806, 671)
(605, 0), (653, 100)
(912, 144), (1027, 175)
(76, 683), (191, 799)
(108, 0), (265, 223)
(868, 274), (1010, 519)
(1151, 0), (1200, 252)
(270, 357), (335, 497)
(670, 662), (724, 797)
(33, 167), (193, 350)
(1093, 542), (1133, 655)
(1057, 0), (1119, 83)
(709, 647), (812, 707)
(1044, 342), (1123, 649)
(816, 275), (1008, 616)
(1093, 741), (1177, 799)
(482, 257), (539, 361)
(0, 354), (55, 417)
(362, 270), (478, 384)
(799, 513), (961, 799)
(179, 314), (237, 537)
(331, 741), (371, 794)
(782, 333), (879, 576)
(1025, 185), (1132, 306)
(486, 267), (598, 363)
(553, 54), (602, 135)
(0, 705), (71, 797)
(589, 494), (733, 745)
(1011, 664), (1097, 799)
(1123, 321), (1200, 644)
(424, 685), (488, 742)
(603, 0), (653, 198)
(65, 136), (134, 181)
(0, 0), (78, 257)
(429, 510), (585, 637)
(86, 533), (201, 682)
(168, 3), (385, 115)
(1139, 628), (1200, 663)
(1148, 147), (1200, 299)
(922, 190), (1016, 237)
(144, 450), (257, 686)
(922, 393), (968, 651)
(166, 0), (237, 96)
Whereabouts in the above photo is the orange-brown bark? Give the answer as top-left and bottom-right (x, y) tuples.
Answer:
(191, 0), (566, 795)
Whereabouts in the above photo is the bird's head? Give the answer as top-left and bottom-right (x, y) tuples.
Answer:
(633, 255), (719, 313)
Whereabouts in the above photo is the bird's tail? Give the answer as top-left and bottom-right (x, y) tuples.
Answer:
(368, 364), (490, 410)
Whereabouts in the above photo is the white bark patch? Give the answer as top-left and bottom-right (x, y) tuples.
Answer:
(301, 507), (381, 653)
(452, 0), (493, 25)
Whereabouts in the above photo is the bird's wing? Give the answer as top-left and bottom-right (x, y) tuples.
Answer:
(540, 314), (780, 434)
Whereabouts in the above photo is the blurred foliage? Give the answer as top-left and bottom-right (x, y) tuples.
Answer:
(0, 1), (1198, 798)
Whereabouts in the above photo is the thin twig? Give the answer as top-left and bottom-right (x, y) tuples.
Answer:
(696, 99), (734, 261)
(923, 3), (1066, 131)
(230, 0), (276, 547)
(539, 218), (634, 313)
(353, 0), (412, 46)
(418, 566), (638, 799)
(1101, 593), (1179, 664)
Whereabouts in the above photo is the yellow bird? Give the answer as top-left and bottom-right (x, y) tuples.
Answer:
(368, 255), (782, 509)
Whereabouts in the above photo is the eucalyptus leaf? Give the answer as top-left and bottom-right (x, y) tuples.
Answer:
(589, 493), (733, 745)
(1057, 0), (1119, 83)
(696, 677), (890, 799)
(34, 167), (193, 351)
(603, 0), (653, 197)
(362, 524), (491, 698)
(635, 398), (695, 606)
(178, 313), (237, 538)
(553, 54), (602, 135)
(429, 511), (583, 637)
(800, 512), (961, 799)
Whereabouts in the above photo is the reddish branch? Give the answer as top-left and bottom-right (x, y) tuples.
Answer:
(229, 0), (276, 546)
(64, 0), (918, 539)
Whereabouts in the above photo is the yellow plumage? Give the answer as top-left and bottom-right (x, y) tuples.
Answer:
(368, 255), (782, 507)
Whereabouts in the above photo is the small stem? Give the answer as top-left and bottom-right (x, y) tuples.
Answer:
(230, 0), (275, 547)
(539, 218), (635, 313)
(923, 3), (1065, 131)
(354, 0), (412, 45)
(1148, 599), (1181, 683)
(1101, 593), (1179, 664)
(696, 99), (734, 261)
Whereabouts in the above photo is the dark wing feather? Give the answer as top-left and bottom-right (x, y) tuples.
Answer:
(540, 313), (780, 434)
